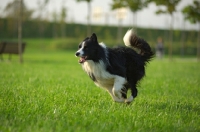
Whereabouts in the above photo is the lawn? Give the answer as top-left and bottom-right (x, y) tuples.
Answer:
(0, 50), (200, 132)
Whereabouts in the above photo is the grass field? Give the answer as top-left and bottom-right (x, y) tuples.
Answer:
(0, 50), (200, 132)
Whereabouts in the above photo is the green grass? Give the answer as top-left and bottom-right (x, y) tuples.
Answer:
(0, 50), (200, 132)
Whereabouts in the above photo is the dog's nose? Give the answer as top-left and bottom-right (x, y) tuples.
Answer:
(75, 52), (80, 57)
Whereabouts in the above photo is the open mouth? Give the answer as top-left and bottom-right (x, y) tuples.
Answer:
(79, 56), (87, 63)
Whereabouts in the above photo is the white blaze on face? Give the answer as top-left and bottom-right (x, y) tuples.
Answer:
(77, 41), (85, 57)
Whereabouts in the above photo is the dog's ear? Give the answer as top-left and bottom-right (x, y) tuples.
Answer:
(90, 33), (98, 42)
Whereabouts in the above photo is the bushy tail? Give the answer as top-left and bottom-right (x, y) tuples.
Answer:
(123, 29), (154, 62)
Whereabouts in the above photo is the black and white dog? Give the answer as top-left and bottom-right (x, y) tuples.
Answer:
(75, 29), (154, 103)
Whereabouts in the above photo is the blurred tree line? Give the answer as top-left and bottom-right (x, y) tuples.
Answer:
(111, 0), (200, 58)
(0, 0), (199, 57)
(0, 17), (197, 41)
(0, 17), (198, 55)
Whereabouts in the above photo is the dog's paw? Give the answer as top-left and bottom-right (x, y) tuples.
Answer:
(112, 88), (122, 99)
(125, 96), (134, 104)
(112, 96), (125, 103)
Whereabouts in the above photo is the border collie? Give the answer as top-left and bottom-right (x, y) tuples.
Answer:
(75, 29), (154, 103)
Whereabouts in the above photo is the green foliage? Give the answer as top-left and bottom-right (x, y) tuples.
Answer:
(182, 0), (200, 24)
(127, 0), (148, 12)
(111, 0), (126, 10)
(76, 0), (92, 2)
(14, 37), (197, 56)
(0, 18), (198, 40)
(3, 0), (34, 21)
(149, 0), (181, 14)
(0, 18), (199, 55)
(111, 0), (148, 12)
(0, 50), (200, 131)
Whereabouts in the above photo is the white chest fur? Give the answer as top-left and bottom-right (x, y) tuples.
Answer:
(82, 60), (129, 103)
(82, 60), (115, 89)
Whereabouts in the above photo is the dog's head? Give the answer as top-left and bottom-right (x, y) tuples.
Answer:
(75, 33), (99, 63)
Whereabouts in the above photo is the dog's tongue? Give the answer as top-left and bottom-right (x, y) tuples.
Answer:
(79, 57), (86, 63)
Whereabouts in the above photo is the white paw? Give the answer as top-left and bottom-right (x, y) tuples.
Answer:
(125, 96), (134, 103)
(112, 88), (122, 99)
(112, 96), (125, 103)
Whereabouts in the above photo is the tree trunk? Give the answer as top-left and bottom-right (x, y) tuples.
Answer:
(169, 14), (173, 60)
(61, 20), (66, 38)
(132, 12), (137, 33)
(87, 1), (91, 36)
(180, 21), (185, 57)
(18, 0), (23, 63)
(197, 23), (200, 61)
(117, 19), (122, 45)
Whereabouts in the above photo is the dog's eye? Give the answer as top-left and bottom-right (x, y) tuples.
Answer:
(84, 46), (88, 49)
(78, 45), (81, 49)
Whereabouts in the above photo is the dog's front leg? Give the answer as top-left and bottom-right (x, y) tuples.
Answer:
(107, 88), (124, 103)
(111, 76), (126, 102)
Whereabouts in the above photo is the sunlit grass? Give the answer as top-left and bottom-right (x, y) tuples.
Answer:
(0, 51), (199, 132)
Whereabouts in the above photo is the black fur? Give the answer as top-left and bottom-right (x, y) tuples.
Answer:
(75, 30), (154, 103)
(107, 47), (149, 98)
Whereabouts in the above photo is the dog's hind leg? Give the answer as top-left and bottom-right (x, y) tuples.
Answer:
(125, 83), (137, 103)
(121, 85), (128, 99)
